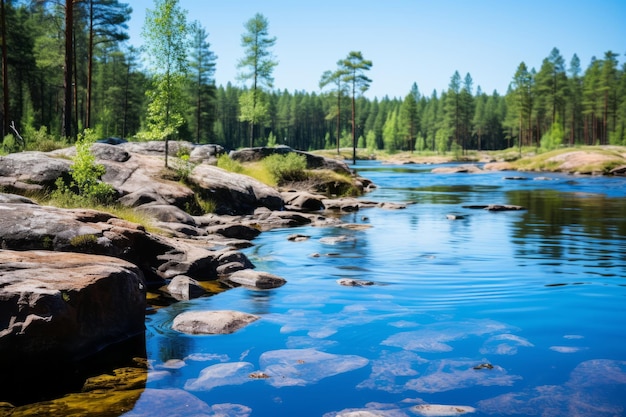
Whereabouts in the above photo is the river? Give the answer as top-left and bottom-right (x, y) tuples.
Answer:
(137, 161), (626, 416)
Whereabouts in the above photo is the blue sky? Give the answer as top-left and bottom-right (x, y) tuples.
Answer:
(127, 0), (626, 99)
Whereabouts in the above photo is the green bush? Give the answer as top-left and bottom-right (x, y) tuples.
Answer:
(217, 154), (245, 173)
(52, 129), (116, 206)
(262, 153), (308, 183)
(1, 134), (17, 154)
(24, 126), (67, 152)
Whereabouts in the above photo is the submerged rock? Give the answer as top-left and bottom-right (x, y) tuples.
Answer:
(172, 310), (260, 335)
(337, 278), (375, 287)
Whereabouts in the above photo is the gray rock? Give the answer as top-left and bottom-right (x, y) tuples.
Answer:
(189, 143), (225, 164)
(166, 275), (207, 300)
(229, 146), (353, 175)
(136, 203), (196, 225)
(172, 310), (259, 335)
(189, 164), (284, 214)
(431, 164), (483, 173)
(337, 278), (375, 287)
(205, 223), (261, 240)
(227, 269), (286, 289)
(281, 190), (326, 211)
(0, 193), (36, 204)
(0, 151), (70, 190)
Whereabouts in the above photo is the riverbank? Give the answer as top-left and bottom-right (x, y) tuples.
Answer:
(314, 145), (626, 175)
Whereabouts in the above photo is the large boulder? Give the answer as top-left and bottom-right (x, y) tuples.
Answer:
(189, 164), (284, 214)
(0, 198), (254, 286)
(0, 151), (70, 192)
(0, 250), (146, 364)
(229, 145), (353, 175)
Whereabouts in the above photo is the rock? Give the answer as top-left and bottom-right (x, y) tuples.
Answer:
(136, 203), (196, 225)
(166, 275), (207, 300)
(545, 150), (623, 174)
(281, 190), (326, 211)
(99, 152), (195, 209)
(91, 143), (131, 162)
(609, 165), (626, 176)
(0, 250), (145, 364)
(320, 235), (356, 245)
(412, 404), (476, 416)
(205, 223), (261, 240)
(322, 197), (361, 212)
(337, 278), (375, 287)
(172, 310), (260, 335)
(377, 201), (408, 210)
(189, 164), (284, 214)
(119, 140), (193, 156)
(189, 143), (225, 164)
(462, 204), (526, 211)
(0, 151), (70, 192)
(230, 145), (353, 175)
(226, 269), (286, 289)
(288, 233), (311, 241)
(0, 192), (36, 204)
(483, 161), (514, 171)
(431, 164), (483, 173)
(0, 199), (250, 285)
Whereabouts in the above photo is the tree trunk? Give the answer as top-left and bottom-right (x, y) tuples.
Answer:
(1, 0), (9, 138)
(351, 83), (356, 165)
(86, 0), (94, 129)
(336, 92), (340, 154)
(63, 0), (74, 139)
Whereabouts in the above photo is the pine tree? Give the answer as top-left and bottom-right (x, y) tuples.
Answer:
(188, 21), (217, 143)
(237, 13), (277, 147)
(340, 51), (372, 164)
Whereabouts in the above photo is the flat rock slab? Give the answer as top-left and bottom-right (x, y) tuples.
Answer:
(172, 310), (260, 335)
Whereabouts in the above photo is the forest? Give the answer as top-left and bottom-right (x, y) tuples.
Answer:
(1, 0), (626, 156)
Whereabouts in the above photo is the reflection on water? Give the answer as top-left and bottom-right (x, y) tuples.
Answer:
(22, 162), (622, 416)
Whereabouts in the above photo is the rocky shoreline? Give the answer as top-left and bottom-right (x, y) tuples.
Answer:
(0, 142), (408, 407)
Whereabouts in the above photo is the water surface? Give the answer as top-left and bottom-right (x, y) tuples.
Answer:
(138, 162), (626, 416)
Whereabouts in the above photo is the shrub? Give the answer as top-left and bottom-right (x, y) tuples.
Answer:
(217, 154), (245, 173)
(52, 129), (116, 206)
(24, 126), (67, 152)
(262, 153), (308, 183)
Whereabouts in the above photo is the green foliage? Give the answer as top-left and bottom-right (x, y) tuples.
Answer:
(262, 153), (308, 184)
(266, 131), (278, 147)
(52, 129), (116, 206)
(23, 126), (67, 152)
(540, 115), (565, 151)
(365, 129), (377, 153)
(69, 234), (98, 250)
(2, 134), (17, 154)
(174, 147), (195, 183)
(436, 129), (449, 155)
(239, 89), (269, 126)
(217, 154), (245, 173)
(451, 141), (463, 160)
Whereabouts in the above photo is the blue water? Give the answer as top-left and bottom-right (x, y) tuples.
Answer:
(135, 162), (626, 417)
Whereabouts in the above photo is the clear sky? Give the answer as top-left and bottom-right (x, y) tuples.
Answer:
(127, 0), (626, 99)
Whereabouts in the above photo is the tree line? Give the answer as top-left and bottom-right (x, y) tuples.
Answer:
(2, 0), (626, 157)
